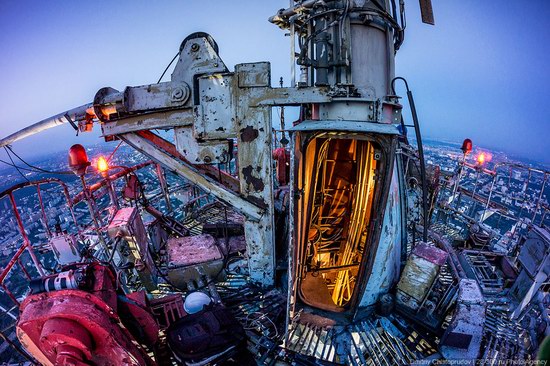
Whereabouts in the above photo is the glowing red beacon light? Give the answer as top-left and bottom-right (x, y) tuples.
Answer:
(461, 138), (473, 155)
(68, 144), (90, 176)
(477, 153), (486, 165)
(97, 156), (109, 174)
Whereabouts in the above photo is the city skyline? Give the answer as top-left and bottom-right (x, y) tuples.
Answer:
(0, 0), (548, 165)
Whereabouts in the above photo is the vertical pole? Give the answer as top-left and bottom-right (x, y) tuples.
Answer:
(8, 193), (44, 276)
(532, 172), (547, 222)
(482, 171), (498, 222)
(156, 163), (173, 213)
(18, 258), (32, 281)
(80, 176), (108, 252)
(36, 185), (52, 239)
(289, 0), (295, 88)
(104, 175), (120, 210)
(235, 63), (276, 286)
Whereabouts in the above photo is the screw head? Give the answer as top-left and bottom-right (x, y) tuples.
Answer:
(172, 88), (184, 100)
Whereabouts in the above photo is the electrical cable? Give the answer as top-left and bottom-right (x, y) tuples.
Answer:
(107, 141), (123, 162)
(5, 147), (29, 183)
(391, 77), (429, 242)
(5, 146), (73, 175)
(157, 52), (180, 84)
(0, 158), (37, 173)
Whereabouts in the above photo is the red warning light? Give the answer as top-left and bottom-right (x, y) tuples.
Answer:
(461, 139), (473, 155)
(68, 144), (90, 176)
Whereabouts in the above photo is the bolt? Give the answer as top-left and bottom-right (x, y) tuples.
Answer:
(172, 88), (184, 100)
(190, 43), (200, 52)
(203, 156), (212, 163)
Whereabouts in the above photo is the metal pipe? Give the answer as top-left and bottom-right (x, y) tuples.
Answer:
(0, 103), (92, 148)
(268, 0), (319, 24)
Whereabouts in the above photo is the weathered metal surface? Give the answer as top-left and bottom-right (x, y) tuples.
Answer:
(49, 233), (80, 265)
(174, 125), (231, 164)
(124, 81), (190, 112)
(290, 120), (401, 134)
(412, 242), (448, 266)
(510, 226), (550, 318)
(107, 207), (158, 290)
(396, 255), (438, 309)
(237, 62), (271, 88)
(419, 0), (435, 25)
(252, 86), (331, 106)
(171, 35), (228, 88)
(234, 62), (276, 286)
(165, 234), (224, 288)
(166, 234), (222, 268)
(395, 243), (447, 311)
(360, 161), (403, 307)
(517, 225), (550, 277)
(194, 74), (235, 139)
(102, 109), (193, 135)
(440, 279), (485, 361)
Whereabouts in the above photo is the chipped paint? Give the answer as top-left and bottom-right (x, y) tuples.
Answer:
(242, 165), (265, 192)
(240, 125), (259, 142)
(360, 159), (403, 307)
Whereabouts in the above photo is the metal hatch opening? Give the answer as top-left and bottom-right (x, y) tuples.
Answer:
(296, 133), (382, 312)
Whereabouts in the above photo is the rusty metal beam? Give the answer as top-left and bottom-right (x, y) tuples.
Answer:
(101, 109), (193, 135)
(119, 132), (262, 221)
(72, 161), (153, 204)
(136, 130), (240, 193)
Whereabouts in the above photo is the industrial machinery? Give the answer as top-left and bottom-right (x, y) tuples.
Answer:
(0, 0), (548, 365)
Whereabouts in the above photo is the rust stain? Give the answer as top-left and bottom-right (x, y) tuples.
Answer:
(242, 165), (265, 192)
(246, 195), (267, 209)
(240, 126), (259, 142)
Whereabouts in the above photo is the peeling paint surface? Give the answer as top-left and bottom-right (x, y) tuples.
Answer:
(360, 160), (403, 307)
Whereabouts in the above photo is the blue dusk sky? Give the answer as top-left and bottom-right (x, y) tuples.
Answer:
(0, 1), (548, 164)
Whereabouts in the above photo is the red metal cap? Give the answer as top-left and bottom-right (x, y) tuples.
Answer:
(68, 144), (90, 176)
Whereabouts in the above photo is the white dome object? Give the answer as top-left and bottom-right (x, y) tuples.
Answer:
(184, 292), (212, 314)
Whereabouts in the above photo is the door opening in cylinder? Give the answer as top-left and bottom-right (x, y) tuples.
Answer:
(297, 135), (381, 311)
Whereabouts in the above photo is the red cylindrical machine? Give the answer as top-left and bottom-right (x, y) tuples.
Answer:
(272, 147), (290, 186)
(17, 263), (158, 366)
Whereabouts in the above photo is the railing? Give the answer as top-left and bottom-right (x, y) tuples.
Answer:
(436, 158), (550, 253)
(0, 161), (189, 306)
